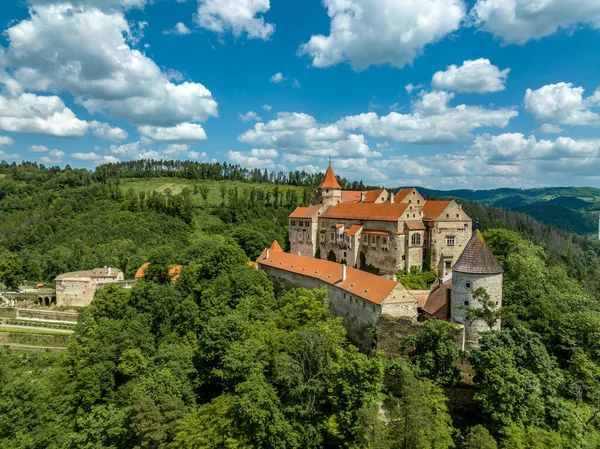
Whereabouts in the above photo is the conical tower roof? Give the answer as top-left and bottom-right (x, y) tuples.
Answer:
(452, 230), (503, 275)
(319, 165), (342, 190)
(269, 240), (283, 252)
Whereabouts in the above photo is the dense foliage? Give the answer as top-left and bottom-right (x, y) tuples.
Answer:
(1, 163), (600, 447)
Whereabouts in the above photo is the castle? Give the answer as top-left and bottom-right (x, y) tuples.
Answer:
(289, 165), (472, 277)
(257, 165), (504, 350)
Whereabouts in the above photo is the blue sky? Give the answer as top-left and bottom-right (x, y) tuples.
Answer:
(2, 0), (600, 189)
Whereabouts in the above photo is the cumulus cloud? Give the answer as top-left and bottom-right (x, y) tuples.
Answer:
(524, 82), (600, 126)
(164, 22), (192, 35)
(299, 0), (465, 70)
(228, 149), (277, 168)
(263, 104), (272, 111)
(195, 0), (275, 40)
(336, 91), (518, 144)
(89, 121), (128, 141)
(28, 0), (147, 10)
(471, 0), (600, 44)
(138, 123), (207, 141)
(270, 72), (285, 83)
(431, 58), (510, 93)
(239, 112), (382, 159)
(72, 152), (120, 164)
(39, 148), (65, 164)
(0, 136), (14, 148)
(538, 124), (564, 134)
(3, 4), (218, 128)
(239, 111), (262, 122)
(0, 93), (88, 137)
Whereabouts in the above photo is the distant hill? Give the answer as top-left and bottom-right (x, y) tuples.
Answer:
(412, 186), (600, 236)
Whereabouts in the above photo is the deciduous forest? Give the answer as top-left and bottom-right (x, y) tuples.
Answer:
(1, 161), (600, 448)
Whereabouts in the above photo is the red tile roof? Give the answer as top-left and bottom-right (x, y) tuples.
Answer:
(345, 224), (363, 236)
(394, 188), (414, 202)
(421, 200), (452, 220)
(363, 189), (385, 203)
(422, 279), (451, 319)
(135, 263), (184, 281)
(321, 202), (408, 221)
(269, 240), (283, 252)
(289, 204), (323, 219)
(257, 246), (403, 304)
(405, 221), (426, 231)
(341, 191), (363, 203)
(319, 166), (342, 190)
(363, 229), (389, 236)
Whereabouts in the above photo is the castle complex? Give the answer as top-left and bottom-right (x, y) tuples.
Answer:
(257, 165), (503, 350)
(289, 165), (472, 277)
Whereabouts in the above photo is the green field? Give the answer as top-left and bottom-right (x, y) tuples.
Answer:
(121, 178), (305, 207)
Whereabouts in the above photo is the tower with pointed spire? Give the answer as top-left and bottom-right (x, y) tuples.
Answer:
(450, 230), (503, 349)
(313, 163), (342, 210)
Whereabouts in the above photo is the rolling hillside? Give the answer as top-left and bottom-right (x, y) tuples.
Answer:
(416, 186), (600, 236)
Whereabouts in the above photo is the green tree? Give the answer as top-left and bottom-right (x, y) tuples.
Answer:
(463, 425), (497, 449)
(0, 250), (24, 289)
(463, 287), (502, 331)
(327, 250), (336, 262)
(404, 319), (461, 385)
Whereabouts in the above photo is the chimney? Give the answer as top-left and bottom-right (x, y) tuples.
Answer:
(389, 192), (395, 203)
(266, 249), (270, 259)
(108, 267), (111, 275)
(360, 192), (366, 202)
(342, 264), (347, 281)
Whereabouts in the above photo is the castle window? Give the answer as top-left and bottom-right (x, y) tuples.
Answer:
(456, 214), (460, 218)
(411, 233), (421, 245)
(326, 189), (329, 193)
(445, 261), (452, 269)
(409, 200), (411, 203)
(465, 282), (471, 288)
(496, 301), (499, 306)
(344, 251), (347, 258)
(291, 220), (296, 226)
(383, 237), (388, 245)
(417, 200), (420, 204)
(464, 301), (469, 306)
(402, 255), (406, 261)
(446, 236), (456, 246)
(446, 214), (450, 218)
(321, 234), (325, 242)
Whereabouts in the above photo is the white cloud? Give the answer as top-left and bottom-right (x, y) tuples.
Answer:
(164, 22), (192, 35)
(0, 136), (14, 148)
(292, 79), (301, 89)
(195, 0), (275, 40)
(89, 121), (128, 141)
(239, 111), (262, 122)
(538, 124), (564, 134)
(227, 149), (276, 168)
(299, 0), (465, 71)
(270, 72), (285, 83)
(471, 0), (600, 44)
(39, 148), (65, 164)
(3, 5), (218, 128)
(138, 123), (208, 141)
(431, 58), (510, 93)
(239, 112), (382, 159)
(72, 152), (120, 164)
(0, 93), (88, 137)
(524, 82), (600, 126)
(263, 104), (272, 111)
(336, 91), (518, 144)
(405, 83), (423, 94)
(29, 0), (147, 10)
(29, 145), (50, 153)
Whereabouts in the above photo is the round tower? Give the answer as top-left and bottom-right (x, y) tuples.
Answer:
(450, 230), (503, 350)
(314, 164), (342, 209)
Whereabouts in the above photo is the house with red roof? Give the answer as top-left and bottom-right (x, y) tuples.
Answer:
(289, 164), (472, 276)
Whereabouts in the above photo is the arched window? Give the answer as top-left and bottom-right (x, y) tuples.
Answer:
(411, 233), (421, 246)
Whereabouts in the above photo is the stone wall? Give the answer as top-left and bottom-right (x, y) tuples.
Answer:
(377, 314), (466, 355)
(451, 272), (502, 350)
(258, 264), (417, 350)
(290, 217), (318, 258)
(56, 280), (96, 307)
(428, 203), (472, 276)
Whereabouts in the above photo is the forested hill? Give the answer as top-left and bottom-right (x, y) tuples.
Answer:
(418, 186), (600, 236)
(2, 162), (600, 447)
